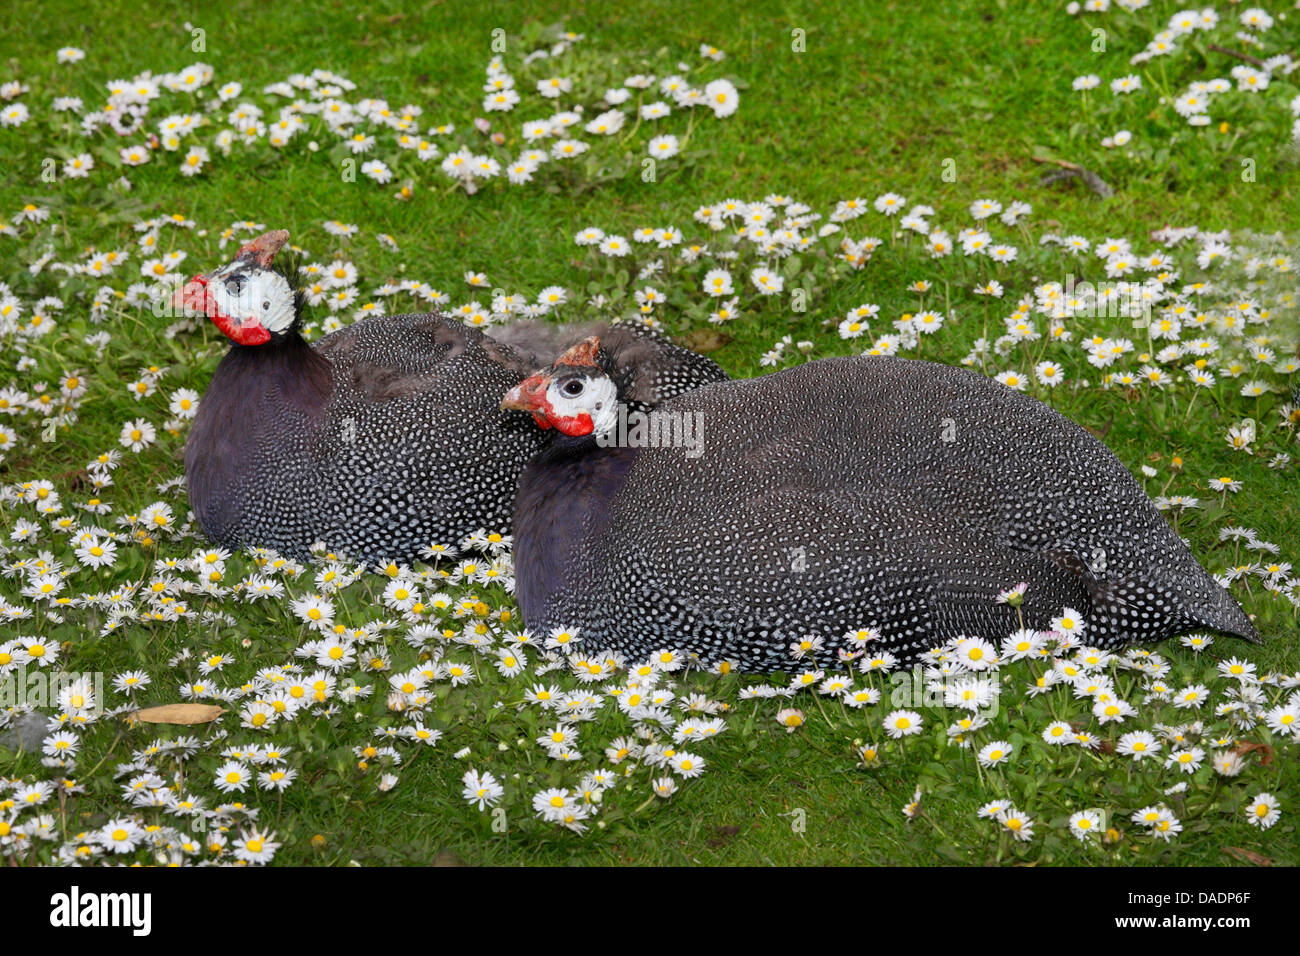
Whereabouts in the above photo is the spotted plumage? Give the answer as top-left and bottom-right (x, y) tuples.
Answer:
(507, 343), (1258, 673)
(183, 232), (727, 563)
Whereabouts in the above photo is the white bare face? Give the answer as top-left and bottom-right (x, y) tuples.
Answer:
(547, 373), (619, 438)
(207, 262), (296, 335)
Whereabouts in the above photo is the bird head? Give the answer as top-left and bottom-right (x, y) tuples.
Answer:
(173, 229), (298, 346)
(500, 336), (620, 438)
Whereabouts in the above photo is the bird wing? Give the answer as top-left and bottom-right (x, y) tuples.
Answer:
(313, 312), (537, 403)
(595, 476), (1088, 666)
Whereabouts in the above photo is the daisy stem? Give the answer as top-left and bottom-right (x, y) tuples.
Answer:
(813, 692), (836, 730)
(79, 728), (124, 781)
(631, 793), (658, 815)
(917, 810), (952, 843)
(677, 109), (701, 153)
(617, 93), (644, 148)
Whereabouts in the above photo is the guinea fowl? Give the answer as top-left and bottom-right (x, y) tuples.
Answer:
(179, 232), (726, 564)
(502, 338), (1258, 672)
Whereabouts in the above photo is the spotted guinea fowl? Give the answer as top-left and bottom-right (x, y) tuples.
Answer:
(502, 338), (1257, 672)
(179, 232), (726, 563)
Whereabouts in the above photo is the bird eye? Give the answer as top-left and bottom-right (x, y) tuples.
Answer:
(224, 274), (245, 296)
(561, 379), (584, 397)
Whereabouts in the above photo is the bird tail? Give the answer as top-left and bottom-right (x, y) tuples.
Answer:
(1045, 550), (1259, 645)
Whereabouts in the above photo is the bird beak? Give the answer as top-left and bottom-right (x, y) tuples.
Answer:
(501, 374), (550, 413)
(173, 274), (211, 317)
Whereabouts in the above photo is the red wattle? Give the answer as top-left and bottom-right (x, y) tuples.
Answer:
(217, 317), (272, 346)
(550, 413), (593, 437)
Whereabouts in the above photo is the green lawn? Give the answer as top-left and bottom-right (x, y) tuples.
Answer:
(0, 0), (1297, 866)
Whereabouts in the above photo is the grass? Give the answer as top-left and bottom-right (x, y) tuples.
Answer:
(0, 0), (1297, 866)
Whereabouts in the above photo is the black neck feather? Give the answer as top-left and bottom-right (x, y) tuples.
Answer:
(185, 330), (333, 542)
(512, 440), (638, 625)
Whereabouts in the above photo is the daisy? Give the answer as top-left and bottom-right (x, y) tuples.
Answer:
(1034, 361), (1064, 386)
(750, 267), (784, 296)
(1041, 721), (1073, 745)
(704, 79), (739, 117)
(647, 134), (680, 159)
(63, 153), (94, 178)
(995, 370), (1027, 391)
(1068, 809), (1102, 841)
(1131, 805), (1165, 829)
(74, 537), (117, 569)
(776, 708), (804, 731)
(1246, 792), (1280, 829)
(702, 269), (734, 297)
(1213, 751), (1245, 777)
(978, 800), (1011, 819)
(97, 818), (145, 853)
(598, 234), (629, 257)
(874, 193), (906, 215)
(652, 777), (677, 799)
(113, 670), (151, 694)
(977, 740), (1012, 767)
(843, 686), (881, 708)
(954, 636), (996, 669)
(670, 752), (705, 778)
(997, 807), (1034, 841)
(232, 828), (281, 864)
(1151, 811), (1183, 842)
(1263, 704), (1298, 736)
(1116, 730), (1161, 760)
(118, 419), (156, 452)
(180, 146), (209, 176)
(0, 103), (30, 127)
(1093, 697), (1137, 724)
(463, 769), (504, 810)
(1165, 747), (1205, 774)
(1172, 684), (1209, 709)
(119, 144), (150, 166)
(883, 709), (922, 738)
(212, 760), (252, 793)
(913, 310), (945, 334)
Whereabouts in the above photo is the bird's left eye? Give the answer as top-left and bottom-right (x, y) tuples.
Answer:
(562, 380), (584, 397)
(224, 274), (245, 296)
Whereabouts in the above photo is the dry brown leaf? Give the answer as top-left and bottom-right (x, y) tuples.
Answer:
(129, 704), (224, 725)
(1224, 846), (1274, 866)
(1231, 741), (1274, 766)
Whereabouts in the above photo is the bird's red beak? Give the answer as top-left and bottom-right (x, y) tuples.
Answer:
(173, 274), (211, 318)
(173, 274), (271, 346)
(501, 374), (553, 429)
